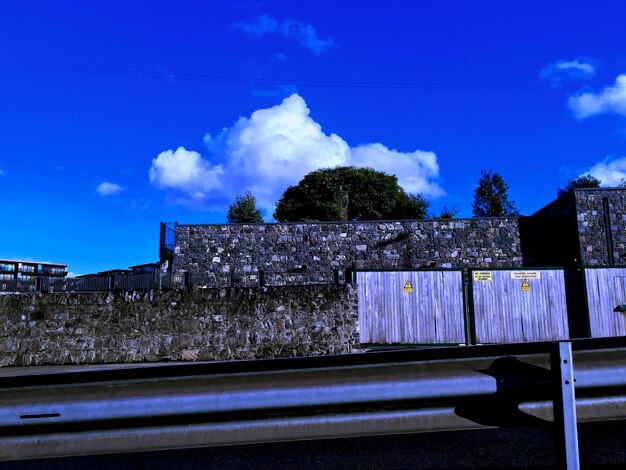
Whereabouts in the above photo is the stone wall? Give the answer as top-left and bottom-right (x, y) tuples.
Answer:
(172, 219), (523, 286)
(0, 285), (358, 367)
(575, 189), (626, 266)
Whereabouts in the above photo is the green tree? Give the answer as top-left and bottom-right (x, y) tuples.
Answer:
(472, 169), (518, 217)
(394, 193), (431, 220)
(435, 205), (461, 219)
(227, 191), (264, 224)
(557, 175), (601, 198)
(273, 166), (429, 222)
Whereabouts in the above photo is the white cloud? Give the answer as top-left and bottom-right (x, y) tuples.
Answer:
(96, 182), (124, 196)
(556, 60), (595, 75)
(540, 59), (596, 85)
(0, 169), (4, 176)
(351, 144), (443, 197)
(569, 74), (626, 119)
(149, 94), (444, 214)
(583, 156), (626, 186)
(149, 147), (224, 199)
(234, 15), (335, 55)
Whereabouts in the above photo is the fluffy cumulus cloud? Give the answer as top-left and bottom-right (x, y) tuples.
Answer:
(351, 144), (442, 196)
(540, 58), (596, 83)
(234, 15), (335, 55)
(149, 147), (224, 200)
(569, 74), (626, 119)
(582, 156), (626, 187)
(149, 94), (444, 214)
(96, 182), (123, 196)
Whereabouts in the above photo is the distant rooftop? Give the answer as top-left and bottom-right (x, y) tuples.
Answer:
(0, 259), (67, 267)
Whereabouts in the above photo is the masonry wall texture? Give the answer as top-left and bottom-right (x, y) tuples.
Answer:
(575, 189), (626, 266)
(0, 285), (358, 367)
(172, 219), (523, 287)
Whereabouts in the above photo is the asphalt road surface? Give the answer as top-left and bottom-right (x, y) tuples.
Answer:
(2, 420), (626, 469)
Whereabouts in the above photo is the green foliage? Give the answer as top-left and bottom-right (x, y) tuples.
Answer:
(394, 193), (431, 220)
(472, 169), (518, 217)
(273, 166), (430, 222)
(227, 191), (264, 224)
(435, 205), (461, 219)
(557, 175), (601, 198)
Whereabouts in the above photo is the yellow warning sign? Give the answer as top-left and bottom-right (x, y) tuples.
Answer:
(403, 281), (413, 293)
(521, 279), (531, 292)
(473, 271), (493, 282)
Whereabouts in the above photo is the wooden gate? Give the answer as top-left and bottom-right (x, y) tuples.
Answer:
(584, 267), (626, 338)
(471, 269), (569, 343)
(357, 270), (465, 345)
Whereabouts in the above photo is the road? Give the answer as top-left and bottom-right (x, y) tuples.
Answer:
(2, 420), (626, 469)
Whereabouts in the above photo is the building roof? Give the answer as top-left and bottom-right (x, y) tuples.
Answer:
(128, 262), (160, 270)
(0, 259), (67, 268)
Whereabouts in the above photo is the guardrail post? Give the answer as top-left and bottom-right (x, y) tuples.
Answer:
(551, 341), (580, 470)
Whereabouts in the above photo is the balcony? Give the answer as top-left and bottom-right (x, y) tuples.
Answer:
(0, 263), (16, 273)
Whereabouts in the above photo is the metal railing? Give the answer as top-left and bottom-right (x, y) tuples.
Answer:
(0, 279), (37, 293)
(159, 222), (176, 261)
(1, 338), (625, 463)
(0, 272), (175, 293)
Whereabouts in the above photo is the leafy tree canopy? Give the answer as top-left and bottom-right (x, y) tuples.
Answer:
(434, 205), (461, 219)
(273, 166), (430, 222)
(557, 175), (601, 198)
(227, 191), (264, 224)
(472, 169), (518, 217)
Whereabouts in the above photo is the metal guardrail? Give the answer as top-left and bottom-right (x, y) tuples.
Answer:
(1, 337), (625, 463)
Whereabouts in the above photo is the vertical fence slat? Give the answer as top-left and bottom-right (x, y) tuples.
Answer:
(472, 269), (569, 344)
(585, 268), (626, 338)
(358, 270), (465, 345)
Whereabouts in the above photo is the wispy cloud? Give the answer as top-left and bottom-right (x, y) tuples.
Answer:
(96, 182), (124, 196)
(540, 58), (596, 84)
(149, 94), (444, 214)
(569, 74), (626, 119)
(0, 169), (4, 176)
(234, 15), (335, 55)
(582, 155), (626, 186)
(555, 60), (595, 75)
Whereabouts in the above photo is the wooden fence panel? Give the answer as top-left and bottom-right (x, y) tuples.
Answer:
(584, 268), (626, 337)
(472, 269), (569, 343)
(358, 271), (465, 344)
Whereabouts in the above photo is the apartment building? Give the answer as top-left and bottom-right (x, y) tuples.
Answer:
(0, 259), (67, 282)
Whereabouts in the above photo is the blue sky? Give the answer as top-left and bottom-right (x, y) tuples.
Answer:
(1, 1), (626, 275)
